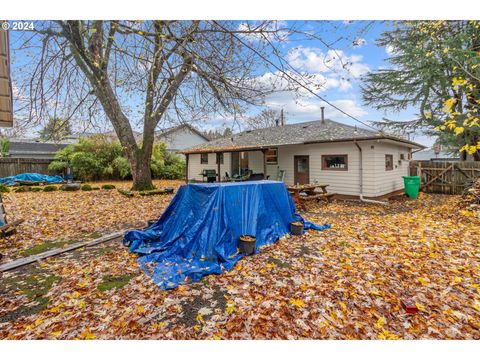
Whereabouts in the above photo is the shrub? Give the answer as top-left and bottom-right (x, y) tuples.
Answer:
(81, 184), (93, 191)
(13, 186), (29, 193)
(101, 184), (116, 190)
(43, 185), (58, 192)
(150, 143), (186, 180)
(0, 184), (10, 193)
(112, 156), (131, 179)
(91, 186), (100, 190)
(48, 135), (185, 181)
(30, 187), (43, 192)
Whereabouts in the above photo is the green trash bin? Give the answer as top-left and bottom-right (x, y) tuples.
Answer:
(403, 176), (421, 199)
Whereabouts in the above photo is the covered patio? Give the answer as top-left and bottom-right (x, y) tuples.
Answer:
(184, 147), (283, 183)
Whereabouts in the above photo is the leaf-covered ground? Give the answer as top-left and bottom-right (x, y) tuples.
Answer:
(1, 185), (479, 339)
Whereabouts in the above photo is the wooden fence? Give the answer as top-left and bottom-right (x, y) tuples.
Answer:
(0, 158), (54, 178)
(409, 160), (480, 195)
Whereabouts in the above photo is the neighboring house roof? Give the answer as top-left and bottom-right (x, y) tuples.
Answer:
(412, 147), (460, 161)
(155, 123), (210, 142)
(181, 119), (424, 154)
(7, 140), (70, 158)
(0, 29), (13, 128)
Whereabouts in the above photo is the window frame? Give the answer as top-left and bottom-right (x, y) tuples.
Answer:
(321, 154), (348, 171)
(200, 153), (209, 164)
(265, 147), (278, 165)
(385, 154), (394, 171)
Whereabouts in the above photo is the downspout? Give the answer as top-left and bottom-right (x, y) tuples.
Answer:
(354, 141), (388, 205)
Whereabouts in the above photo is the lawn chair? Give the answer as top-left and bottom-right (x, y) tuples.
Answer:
(277, 169), (286, 182)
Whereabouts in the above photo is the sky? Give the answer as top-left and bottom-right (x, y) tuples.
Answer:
(6, 20), (434, 147)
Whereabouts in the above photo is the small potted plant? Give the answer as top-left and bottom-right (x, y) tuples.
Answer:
(239, 235), (256, 255)
(290, 221), (304, 236)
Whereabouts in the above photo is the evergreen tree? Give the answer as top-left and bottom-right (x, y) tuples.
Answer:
(362, 21), (480, 159)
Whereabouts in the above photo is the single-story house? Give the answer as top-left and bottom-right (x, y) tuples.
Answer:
(412, 146), (460, 161)
(181, 118), (424, 199)
(155, 123), (210, 154)
(6, 139), (71, 160)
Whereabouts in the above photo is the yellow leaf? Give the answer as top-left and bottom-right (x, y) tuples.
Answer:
(51, 331), (62, 337)
(452, 276), (462, 285)
(136, 305), (145, 314)
(290, 298), (304, 308)
(375, 316), (386, 329)
(416, 303), (426, 312)
(77, 300), (86, 308)
(454, 127), (465, 136)
(196, 312), (203, 322)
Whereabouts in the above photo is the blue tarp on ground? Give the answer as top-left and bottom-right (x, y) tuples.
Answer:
(123, 180), (330, 290)
(0, 173), (64, 186)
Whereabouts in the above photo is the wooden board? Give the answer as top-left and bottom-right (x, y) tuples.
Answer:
(0, 230), (126, 272)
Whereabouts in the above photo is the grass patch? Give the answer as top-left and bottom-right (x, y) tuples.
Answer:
(97, 274), (134, 292)
(0, 267), (60, 322)
(101, 184), (116, 190)
(0, 184), (10, 193)
(20, 240), (70, 257)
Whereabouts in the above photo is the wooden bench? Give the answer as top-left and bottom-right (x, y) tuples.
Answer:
(300, 192), (336, 202)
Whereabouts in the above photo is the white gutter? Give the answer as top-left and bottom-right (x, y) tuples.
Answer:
(354, 141), (388, 205)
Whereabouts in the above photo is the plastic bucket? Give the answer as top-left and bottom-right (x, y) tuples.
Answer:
(290, 222), (304, 236)
(403, 176), (421, 199)
(239, 235), (256, 255)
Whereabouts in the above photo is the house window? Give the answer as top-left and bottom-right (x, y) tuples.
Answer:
(216, 153), (224, 165)
(385, 154), (393, 171)
(265, 148), (278, 165)
(200, 153), (208, 164)
(322, 155), (348, 170)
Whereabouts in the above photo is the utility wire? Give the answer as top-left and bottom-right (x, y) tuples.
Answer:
(212, 21), (378, 132)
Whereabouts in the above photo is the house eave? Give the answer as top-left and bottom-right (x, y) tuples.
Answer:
(181, 136), (425, 155)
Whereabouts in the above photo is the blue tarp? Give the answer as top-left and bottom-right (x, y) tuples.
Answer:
(0, 173), (64, 186)
(124, 180), (330, 290)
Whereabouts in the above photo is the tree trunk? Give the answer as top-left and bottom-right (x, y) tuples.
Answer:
(129, 148), (154, 191)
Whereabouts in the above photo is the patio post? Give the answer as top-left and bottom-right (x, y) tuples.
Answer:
(262, 149), (267, 180)
(185, 153), (189, 184)
(217, 153), (221, 182)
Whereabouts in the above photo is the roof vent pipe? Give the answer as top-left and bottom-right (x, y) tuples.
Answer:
(321, 107), (325, 124)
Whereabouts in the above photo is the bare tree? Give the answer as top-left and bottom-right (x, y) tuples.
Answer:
(245, 109), (285, 130)
(12, 20), (369, 189)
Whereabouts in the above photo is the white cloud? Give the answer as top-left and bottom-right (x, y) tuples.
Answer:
(237, 21), (289, 42)
(287, 47), (370, 79)
(352, 38), (367, 48)
(385, 45), (395, 56)
(262, 89), (367, 122)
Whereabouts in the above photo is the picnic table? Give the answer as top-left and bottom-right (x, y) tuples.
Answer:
(287, 183), (335, 210)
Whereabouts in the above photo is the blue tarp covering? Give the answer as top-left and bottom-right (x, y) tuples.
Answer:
(124, 180), (330, 290)
(0, 173), (64, 186)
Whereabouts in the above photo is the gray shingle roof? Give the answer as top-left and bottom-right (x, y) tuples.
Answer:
(8, 141), (70, 155)
(182, 119), (423, 154)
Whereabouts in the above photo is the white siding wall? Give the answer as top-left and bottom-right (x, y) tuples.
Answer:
(371, 142), (411, 196)
(186, 140), (413, 197)
(157, 127), (208, 151)
(275, 142), (376, 196)
(187, 153), (232, 181)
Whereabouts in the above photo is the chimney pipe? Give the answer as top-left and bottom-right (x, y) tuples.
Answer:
(321, 106), (325, 123)
(280, 108), (284, 126)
